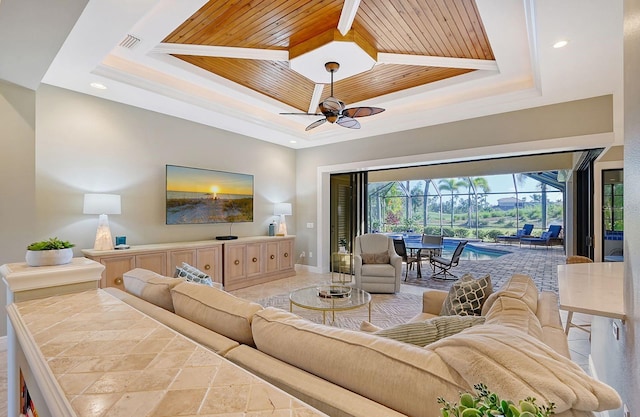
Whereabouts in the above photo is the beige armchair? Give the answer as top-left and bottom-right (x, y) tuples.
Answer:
(353, 233), (402, 293)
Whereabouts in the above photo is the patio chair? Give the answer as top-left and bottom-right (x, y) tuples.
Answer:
(566, 255), (593, 264)
(429, 241), (468, 280)
(496, 223), (534, 244)
(521, 225), (563, 248)
(392, 238), (419, 280)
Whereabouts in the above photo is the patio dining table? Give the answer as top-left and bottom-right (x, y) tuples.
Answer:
(404, 240), (443, 278)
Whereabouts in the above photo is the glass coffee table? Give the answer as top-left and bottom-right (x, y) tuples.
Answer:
(289, 285), (371, 325)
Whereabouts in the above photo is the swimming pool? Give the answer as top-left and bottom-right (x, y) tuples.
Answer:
(440, 241), (510, 261)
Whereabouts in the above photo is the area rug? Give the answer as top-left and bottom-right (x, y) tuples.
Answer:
(257, 292), (422, 331)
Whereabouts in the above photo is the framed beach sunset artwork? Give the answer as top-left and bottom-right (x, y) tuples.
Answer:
(165, 165), (254, 225)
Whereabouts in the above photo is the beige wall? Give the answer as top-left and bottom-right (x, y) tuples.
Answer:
(295, 95), (615, 272)
(34, 85), (296, 252)
(0, 81), (36, 254)
(0, 81), (36, 336)
(590, 1), (640, 415)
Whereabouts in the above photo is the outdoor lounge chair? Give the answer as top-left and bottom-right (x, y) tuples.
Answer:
(521, 225), (563, 248)
(496, 223), (534, 244)
(429, 240), (468, 280)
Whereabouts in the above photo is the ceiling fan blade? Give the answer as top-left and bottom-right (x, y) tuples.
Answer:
(305, 118), (327, 131)
(336, 116), (360, 129)
(342, 107), (385, 118)
(280, 112), (323, 116)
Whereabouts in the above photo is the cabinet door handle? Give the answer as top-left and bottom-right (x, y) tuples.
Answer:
(204, 264), (211, 270)
(270, 254), (275, 259)
(114, 277), (123, 286)
(252, 257), (258, 263)
(234, 260), (240, 265)
(284, 252), (289, 258)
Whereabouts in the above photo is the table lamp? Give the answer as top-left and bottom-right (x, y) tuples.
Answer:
(274, 203), (292, 236)
(83, 193), (121, 250)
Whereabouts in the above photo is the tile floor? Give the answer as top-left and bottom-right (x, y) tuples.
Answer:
(0, 249), (593, 415)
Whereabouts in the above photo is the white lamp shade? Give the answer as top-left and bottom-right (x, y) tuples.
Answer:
(274, 203), (292, 216)
(83, 194), (121, 215)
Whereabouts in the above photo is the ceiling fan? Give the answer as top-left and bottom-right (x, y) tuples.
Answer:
(281, 62), (385, 131)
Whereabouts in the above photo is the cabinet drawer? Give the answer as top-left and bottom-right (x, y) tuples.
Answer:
(246, 243), (263, 277)
(136, 252), (167, 275)
(265, 242), (279, 273)
(169, 249), (197, 275)
(196, 247), (222, 284)
(100, 256), (135, 289)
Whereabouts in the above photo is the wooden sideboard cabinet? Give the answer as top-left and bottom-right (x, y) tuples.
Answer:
(223, 236), (296, 290)
(82, 240), (224, 289)
(83, 236), (295, 291)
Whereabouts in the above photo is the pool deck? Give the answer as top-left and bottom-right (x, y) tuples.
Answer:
(403, 241), (567, 293)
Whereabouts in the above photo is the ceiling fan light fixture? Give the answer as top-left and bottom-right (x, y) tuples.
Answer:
(281, 61), (385, 131)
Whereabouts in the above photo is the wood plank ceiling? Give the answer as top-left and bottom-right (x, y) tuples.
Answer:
(163, 0), (494, 113)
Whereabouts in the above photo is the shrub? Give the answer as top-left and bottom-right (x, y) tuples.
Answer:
(453, 228), (469, 238)
(485, 229), (503, 240)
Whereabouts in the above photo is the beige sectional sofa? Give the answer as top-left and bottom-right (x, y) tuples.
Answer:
(104, 268), (621, 417)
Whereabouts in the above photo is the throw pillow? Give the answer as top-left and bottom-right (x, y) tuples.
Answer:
(440, 273), (493, 316)
(360, 321), (383, 332)
(373, 315), (486, 346)
(175, 262), (214, 286)
(361, 252), (390, 264)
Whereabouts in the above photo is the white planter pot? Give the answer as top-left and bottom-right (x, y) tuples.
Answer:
(25, 248), (73, 267)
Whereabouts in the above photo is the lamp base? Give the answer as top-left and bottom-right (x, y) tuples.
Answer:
(276, 214), (288, 236)
(93, 214), (114, 251)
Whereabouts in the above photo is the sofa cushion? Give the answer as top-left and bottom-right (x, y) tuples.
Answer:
(123, 268), (184, 312)
(481, 273), (538, 316)
(360, 263), (396, 277)
(440, 274), (493, 316)
(251, 307), (468, 417)
(170, 281), (263, 346)
(103, 287), (239, 355)
(427, 324), (621, 414)
(372, 315), (486, 346)
(361, 252), (391, 264)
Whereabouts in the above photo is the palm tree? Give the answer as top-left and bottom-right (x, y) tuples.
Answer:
(438, 178), (466, 228)
(468, 177), (491, 229)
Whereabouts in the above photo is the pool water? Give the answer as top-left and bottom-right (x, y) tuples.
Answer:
(440, 242), (510, 261)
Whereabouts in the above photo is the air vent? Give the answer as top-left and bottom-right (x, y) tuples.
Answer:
(119, 34), (141, 49)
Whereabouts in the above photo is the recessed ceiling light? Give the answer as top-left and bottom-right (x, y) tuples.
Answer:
(289, 140), (297, 144)
(90, 82), (107, 90)
(553, 40), (569, 49)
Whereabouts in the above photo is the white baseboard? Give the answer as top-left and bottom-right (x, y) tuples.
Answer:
(589, 354), (611, 417)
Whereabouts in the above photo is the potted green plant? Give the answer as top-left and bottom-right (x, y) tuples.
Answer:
(25, 237), (75, 267)
(438, 383), (556, 417)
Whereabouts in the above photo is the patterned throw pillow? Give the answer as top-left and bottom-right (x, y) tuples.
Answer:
(373, 315), (486, 346)
(361, 252), (391, 264)
(440, 273), (493, 316)
(175, 262), (214, 287)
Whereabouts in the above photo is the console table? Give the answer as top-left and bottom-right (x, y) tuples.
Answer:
(557, 262), (625, 334)
(82, 236), (295, 291)
(2, 258), (104, 417)
(6, 289), (326, 416)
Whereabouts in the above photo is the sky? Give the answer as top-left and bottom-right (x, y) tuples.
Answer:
(166, 165), (253, 195)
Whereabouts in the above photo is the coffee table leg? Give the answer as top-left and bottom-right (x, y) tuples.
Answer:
(368, 301), (372, 322)
(322, 311), (327, 325)
(290, 301), (292, 313)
